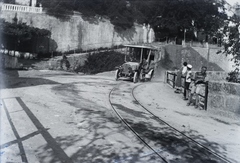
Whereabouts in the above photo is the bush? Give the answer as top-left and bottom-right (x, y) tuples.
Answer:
(226, 68), (240, 83)
(76, 51), (125, 74)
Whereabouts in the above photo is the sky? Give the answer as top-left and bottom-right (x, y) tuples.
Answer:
(226, 0), (239, 6)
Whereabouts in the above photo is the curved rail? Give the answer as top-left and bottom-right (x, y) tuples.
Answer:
(131, 83), (231, 163)
(108, 83), (168, 163)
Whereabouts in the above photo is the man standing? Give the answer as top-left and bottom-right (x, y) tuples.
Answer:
(175, 62), (187, 93)
(187, 66), (207, 108)
(183, 64), (192, 100)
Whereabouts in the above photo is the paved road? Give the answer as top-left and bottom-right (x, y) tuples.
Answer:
(0, 70), (164, 163)
(0, 70), (239, 163)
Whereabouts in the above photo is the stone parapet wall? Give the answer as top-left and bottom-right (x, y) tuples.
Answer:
(0, 54), (21, 69)
(205, 71), (228, 81)
(207, 81), (240, 119)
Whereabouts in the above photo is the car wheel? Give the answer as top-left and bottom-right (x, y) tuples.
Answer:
(133, 71), (138, 83)
(115, 69), (120, 81)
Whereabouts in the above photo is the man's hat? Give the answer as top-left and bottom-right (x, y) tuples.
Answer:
(187, 64), (192, 69)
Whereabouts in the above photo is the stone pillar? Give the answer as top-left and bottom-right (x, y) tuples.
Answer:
(148, 28), (155, 43)
(147, 24), (150, 43)
(143, 24), (147, 43)
(31, 0), (37, 7)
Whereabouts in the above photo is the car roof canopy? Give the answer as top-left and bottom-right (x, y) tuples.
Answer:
(124, 44), (158, 50)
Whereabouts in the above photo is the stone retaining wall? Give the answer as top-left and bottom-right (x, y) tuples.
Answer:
(205, 71), (228, 81)
(0, 9), (154, 53)
(0, 54), (21, 69)
(207, 81), (240, 119)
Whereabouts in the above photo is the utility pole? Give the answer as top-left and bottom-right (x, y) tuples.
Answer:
(183, 28), (187, 47)
(207, 41), (210, 68)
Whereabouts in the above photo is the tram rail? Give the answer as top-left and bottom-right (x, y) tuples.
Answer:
(109, 82), (231, 163)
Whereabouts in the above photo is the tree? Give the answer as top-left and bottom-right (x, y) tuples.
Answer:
(151, 0), (228, 41)
(1, 0), (15, 4)
(220, 14), (240, 67)
(0, 18), (51, 54)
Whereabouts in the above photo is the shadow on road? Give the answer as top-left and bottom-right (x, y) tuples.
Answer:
(0, 70), (60, 89)
(1, 73), (233, 163)
(35, 79), (233, 163)
(35, 107), (160, 163)
(112, 103), (232, 163)
(35, 99), (232, 162)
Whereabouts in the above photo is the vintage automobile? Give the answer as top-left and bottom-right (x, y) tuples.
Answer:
(115, 44), (162, 83)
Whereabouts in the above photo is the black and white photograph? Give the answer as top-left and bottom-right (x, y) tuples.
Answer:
(0, 0), (240, 162)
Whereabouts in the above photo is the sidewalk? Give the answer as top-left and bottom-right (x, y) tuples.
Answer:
(134, 82), (240, 163)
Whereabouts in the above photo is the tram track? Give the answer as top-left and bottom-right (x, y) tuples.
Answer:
(109, 82), (231, 163)
(109, 82), (168, 163)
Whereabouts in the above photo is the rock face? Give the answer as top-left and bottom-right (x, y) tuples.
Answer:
(207, 81), (240, 119)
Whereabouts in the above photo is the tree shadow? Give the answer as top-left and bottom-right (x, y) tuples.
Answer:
(34, 92), (234, 163)
(31, 78), (233, 163)
(33, 81), (166, 163)
(126, 120), (229, 163)
(115, 26), (137, 42)
(111, 104), (233, 163)
(0, 70), (59, 89)
(80, 15), (137, 43)
(81, 15), (103, 25)
(34, 106), (161, 163)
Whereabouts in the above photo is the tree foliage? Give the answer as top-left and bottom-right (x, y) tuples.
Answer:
(77, 51), (125, 74)
(41, 0), (135, 30)
(1, 0), (15, 4)
(220, 14), (240, 68)
(0, 18), (51, 53)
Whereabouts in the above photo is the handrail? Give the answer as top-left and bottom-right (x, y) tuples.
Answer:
(166, 71), (176, 88)
(166, 71), (208, 110)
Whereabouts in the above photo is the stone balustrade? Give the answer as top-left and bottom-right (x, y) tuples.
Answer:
(0, 3), (42, 13)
